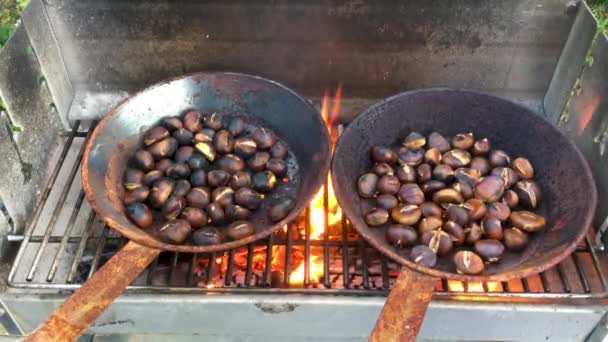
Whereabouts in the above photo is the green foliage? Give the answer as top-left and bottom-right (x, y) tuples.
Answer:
(590, 0), (608, 33)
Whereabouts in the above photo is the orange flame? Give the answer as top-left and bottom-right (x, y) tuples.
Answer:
(447, 280), (501, 292)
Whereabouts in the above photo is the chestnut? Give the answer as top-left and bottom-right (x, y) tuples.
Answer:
(248, 152), (271, 172)
(421, 180), (446, 195)
(126, 203), (153, 228)
(124, 186), (150, 205)
(183, 110), (203, 132)
(452, 133), (474, 150)
(206, 202), (226, 224)
(162, 196), (187, 220)
(269, 198), (295, 222)
(227, 117), (245, 136)
(234, 138), (258, 157)
(446, 204), (469, 226)
(418, 216), (443, 233)
(481, 218), (503, 240)
(416, 163), (432, 182)
(432, 188), (464, 204)
(226, 221), (255, 240)
(378, 175), (401, 195)
(474, 175), (505, 202)
(472, 138), (491, 155)
(124, 168), (145, 190)
(266, 158), (287, 177)
(377, 194), (399, 210)
(148, 137), (177, 160)
(395, 164), (416, 183)
(386, 225), (418, 247)
(509, 211), (545, 232)
(235, 188), (262, 210)
(365, 208), (389, 226)
(252, 127), (276, 149)
(185, 187), (211, 208)
(231, 171), (252, 189)
(491, 167), (519, 188)
(272, 140), (289, 159)
(422, 230), (453, 256)
(357, 173), (379, 198)
(444, 221), (465, 245)
(174, 146), (194, 163)
(391, 204), (421, 225)
(424, 147), (442, 166)
(453, 251), (484, 275)
(156, 158), (174, 173)
(502, 189), (519, 208)
(371, 146), (398, 164)
(470, 156), (491, 176)
(410, 245), (437, 268)
(187, 153), (208, 170)
(189, 169), (207, 187)
(214, 129), (234, 154)
(194, 142), (216, 162)
(398, 148), (424, 166)
(464, 222), (483, 244)
(474, 239), (505, 262)
(398, 183), (425, 205)
(225, 204), (252, 222)
(144, 126), (170, 146)
(428, 132), (451, 153)
(207, 170), (230, 187)
(172, 179), (191, 197)
(132, 150), (155, 172)
(166, 163), (191, 179)
(180, 207), (208, 228)
(162, 117), (183, 131)
(489, 150), (511, 167)
(463, 198), (487, 221)
(192, 226), (221, 246)
(503, 228), (529, 251)
(452, 181), (473, 199)
(433, 164), (454, 182)
(420, 202), (442, 218)
(212, 186), (235, 207)
(204, 112), (223, 130)
(512, 157), (534, 179)
(218, 154), (246, 174)
(149, 178), (175, 208)
(173, 128), (194, 146)
(402, 132), (426, 149)
(372, 163), (394, 176)
(442, 149), (471, 168)
(514, 180), (541, 209)
(158, 219), (191, 244)
(252, 170), (277, 193)
(454, 168), (480, 187)
(143, 170), (163, 186)
(193, 129), (215, 144)
(486, 202), (511, 221)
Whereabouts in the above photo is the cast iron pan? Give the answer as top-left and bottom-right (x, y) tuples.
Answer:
(331, 88), (597, 341)
(27, 73), (331, 341)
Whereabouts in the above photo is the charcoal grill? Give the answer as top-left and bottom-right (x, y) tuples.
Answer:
(1, 0), (608, 341)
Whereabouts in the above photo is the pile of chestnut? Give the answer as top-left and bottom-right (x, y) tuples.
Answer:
(122, 110), (294, 246)
(357, 131), (546, 274)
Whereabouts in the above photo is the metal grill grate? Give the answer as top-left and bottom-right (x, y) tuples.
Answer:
(7, 123), (608, 300)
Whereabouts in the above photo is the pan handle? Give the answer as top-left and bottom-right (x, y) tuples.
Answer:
(24, 241), (160, 342)
(370, 267), (436, 342)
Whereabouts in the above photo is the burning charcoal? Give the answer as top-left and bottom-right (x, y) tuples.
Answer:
(158, 219), (192, 244)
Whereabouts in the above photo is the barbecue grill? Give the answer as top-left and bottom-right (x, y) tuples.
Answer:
(1, 0), (608, 340)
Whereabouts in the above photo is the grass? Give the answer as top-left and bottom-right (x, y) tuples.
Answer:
(589, 0), (608, 33)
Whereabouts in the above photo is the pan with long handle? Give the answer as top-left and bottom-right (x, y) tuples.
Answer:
(331, 88), (597, 341)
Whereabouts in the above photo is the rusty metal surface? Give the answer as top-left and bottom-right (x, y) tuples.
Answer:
(370, 268), (435, 342)
(82, 72), (330, 253)
(332, 88), (597, 282)
(24, 241), (160, 342)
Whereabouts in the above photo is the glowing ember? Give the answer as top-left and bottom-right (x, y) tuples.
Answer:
(447, 280), (501, 292)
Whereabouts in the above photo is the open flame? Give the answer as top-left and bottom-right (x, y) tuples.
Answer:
(447, 280), (501, 292)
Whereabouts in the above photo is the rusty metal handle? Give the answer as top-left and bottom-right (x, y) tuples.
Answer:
(369, 267), (436, 342)
(25, 241), (160, 342)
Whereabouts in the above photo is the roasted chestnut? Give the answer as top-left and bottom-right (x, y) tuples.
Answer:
(143, 170), (163, 186)
(166, 163), (191, 179)
(372, 163), (394, 176)
(365, 208), (390, 226)
(464, 222), (483, 244)
(509, 211), (545, 232)
(212, 186), (235, 207)
(252, 127), (276, 149)
(486, 202), (511, 221)
(227, 118), (245, 136)
(418, 216), (443, 233)
(213, 129), (234, 154)
(512, 157), (534, 179)
(183, 110), (203, 132)
(172, 179), (191, 197)
(173, 128), (194, 146)
(452, 181), (473, 199)
(428, 132), (451, 153)
(217, 154), (246, 174)
(454, 168), (480, 187)
(377, 175), (400, 195)
(158, 219), (191, 244)
(398, 183), (425, 205)
(442, 149), (471, 168)
(452, 133), (474, 150)
(410, 245), (437, 268)
(424, 147), (442, 166)
(489, 150), (511, 167)
(180, 207), (208, 228)
(162, 117), (183, 131)
(514, 180), (541, 209)
(432, 188), (464, 204)
(376, 194), (399, 210)
(226, 221), (255, 240)
(185, 187), (211, 208)
(162, 196), (187, 220)
(463, 198), (487, 221)
(503, 227), (529, 251)
(269, 198), (295, 222)
(174, 146), (194, 163)
(357, 173), (379, 198)
(189, 169), (207, 187)
(270, 141), (289, 160)
(194, 142), (216, 162)
(204, 112), (223, 130)
(149, 178), (175, 208)
(474, 175), (504, 202)
(207, 170), (230, 187)
(416, 163), (432, 182)
(481, 218), (503, 240)
(124, 186), (150, 205)
(398, 148), (424, 166)
(395, 164), (417, 183)
(472, 138), (491, 155)
(470, 156), (491, 175)
(266, 158), (287, 177)
(474, 239), (505, 262)
(386, 225), (418, 247)
(144, 126), (170, 146)
(225, 204), (252, 222)
(402, 132), (426, 149)
(444, 221), (465, 245)
(235, 188), (262, 210)
(421, 180), (446, 195)
(126, 202), (153, 228)
(192, 226), (221, 245)
(446, 205), (469, 226)
(433, 164), (454, 182)
(453, 251), (484, 275)
(206, 202), (225, 224)
(252, 170), (277, 193)
(156, 158), (175, 173)
(502, 189), (519, 208)
(420, 202), (442, 218)
(230, 171), (252, 189)
(390, 204), (421, 225)
(491, 167), (519, 189)
(248, 152), (271, 172)
(187, 153), (208, 170)
(422, 230), (453, 256)
(132, 150), (155, 172)
(193, 129), (215, 144)
(234, 137), (258, 157)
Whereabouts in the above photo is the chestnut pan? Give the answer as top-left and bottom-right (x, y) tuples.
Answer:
(331, 88), (597, 341)
(26, 73), (331, 341)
